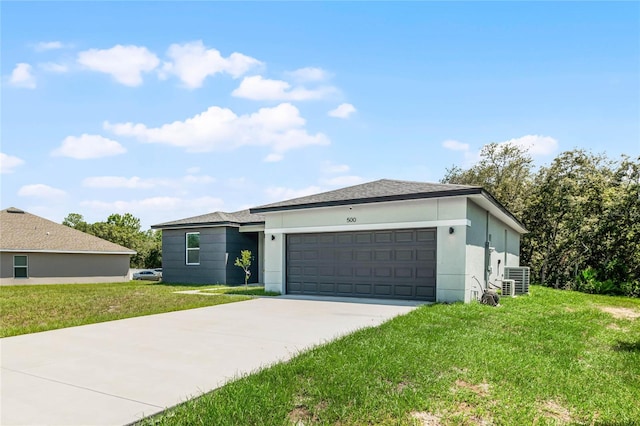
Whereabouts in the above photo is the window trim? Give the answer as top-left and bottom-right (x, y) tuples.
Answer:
(185, 232), (200, 265)
(13, 255), (28, 278)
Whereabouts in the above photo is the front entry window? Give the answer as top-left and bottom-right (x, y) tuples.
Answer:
(14, 255), (28, 278)
(186, 232), (200, 265)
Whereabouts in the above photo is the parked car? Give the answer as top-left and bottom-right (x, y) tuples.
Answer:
(132, 270), (161, 281)
(153, 268), (162, 277)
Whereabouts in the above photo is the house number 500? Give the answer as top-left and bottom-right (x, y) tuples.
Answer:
(347, 217), (357, 223)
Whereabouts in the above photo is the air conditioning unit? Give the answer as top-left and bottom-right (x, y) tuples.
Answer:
(501, 279), (515, 297)
(504, 266), (530, 295)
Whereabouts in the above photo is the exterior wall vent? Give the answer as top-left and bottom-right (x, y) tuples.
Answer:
(504, 267), (530, 295)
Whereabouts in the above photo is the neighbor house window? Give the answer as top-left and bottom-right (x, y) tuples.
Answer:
(14, 255), (28, 278)
(186, 232), (200, 265)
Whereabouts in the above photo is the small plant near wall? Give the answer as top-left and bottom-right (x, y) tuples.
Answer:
(234, 250), (252, 287)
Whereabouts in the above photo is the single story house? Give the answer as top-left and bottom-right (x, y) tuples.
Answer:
(0, 207), (136, 285)
(152, 179), (527, 303)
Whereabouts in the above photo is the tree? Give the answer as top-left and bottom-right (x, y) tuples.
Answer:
(234, 250), (252, 287)
(441, 145), (640, 296)
(442, 142), (534, 219)
(62, 213), (90, 233)
(62, 212), (162, 269)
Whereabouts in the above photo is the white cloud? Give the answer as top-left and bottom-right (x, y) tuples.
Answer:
(499, 135), (559, 156)
(18, 184), (67, 199)
(186, 166), (200, 174)
(265, 185), (323, 201)
(0, 153), (25, 174)
(105, 102), (329, 158)
(81, 196), (225, 228)
(328, 103), (356, 119)
(83, 174), (215, 190)
(232, 75), (336, 101)
(34, 41), (66, 51)
(159, 41), (262, 89)
(442, 139), (470, 152)
(182, 174), (215, 184)
(82, 176), (159, 189)
(264, 153), (284, 162)
(77, 45), (159, 86)
(51, 134), (127, 159)
(320, 176), (365, 187)
(286, 67), (330, 82)
(39, 62), (69, 73)
(322, 161), (350, 174)
(9, 63), (36, 89)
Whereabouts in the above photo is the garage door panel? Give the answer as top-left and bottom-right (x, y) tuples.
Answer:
(337, 234), (353, 244)
(416, 267), (435, 278)
(336, 283), (353, 293)
(337, 266), (353, 276)
(375, 250), (392, 261)
(356, 267), (372, 277)
(417, 230), (437, 242)
(396, 250), (414, 261)
(318, 282), (335, 293)
(375, 232), (393, 243)
(374, 267), (392, 277)
(394, 267), (414, 278)
(374, 284), (392, 295)
(287, 228), (436, 301)
(355, 284), (372, 294)
(394, 285), (413, 296)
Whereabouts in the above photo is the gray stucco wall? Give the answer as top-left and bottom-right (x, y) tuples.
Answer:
(0, 252), (130, 285)
(162, 227), (228, 284)
(465, 199), (522, 299)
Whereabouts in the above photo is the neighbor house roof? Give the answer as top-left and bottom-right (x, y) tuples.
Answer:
(151, 209), (265, 229)
(0, 208), (136, 254)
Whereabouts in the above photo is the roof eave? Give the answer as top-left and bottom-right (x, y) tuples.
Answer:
(0, 249), (136, 255)
(250, 187), (484, 214)
(151, 220), (265, 230)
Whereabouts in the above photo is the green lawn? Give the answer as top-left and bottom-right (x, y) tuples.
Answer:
(139, 286), (640, 425)
(0, 282), (272, 337)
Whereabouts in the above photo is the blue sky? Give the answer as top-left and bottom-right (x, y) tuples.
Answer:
(2, 2), (638, 229)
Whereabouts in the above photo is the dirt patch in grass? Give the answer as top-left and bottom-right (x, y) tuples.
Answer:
(598, 306), (640, 320)
(454, 379), (491, 396)
(539, 400), (572, 424)
(410, 411), (442, 425)
(288, 405), (315, 425)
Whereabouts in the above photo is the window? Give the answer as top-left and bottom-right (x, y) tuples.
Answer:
(186, 232), (200, 265)
(14, 255), (28, 278)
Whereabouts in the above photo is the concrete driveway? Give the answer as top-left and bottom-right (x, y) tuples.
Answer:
(1, 297), (418, 426)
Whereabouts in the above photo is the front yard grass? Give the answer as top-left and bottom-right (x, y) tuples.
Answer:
(140, 286), (640, 425)
(0, 282), (270, 337)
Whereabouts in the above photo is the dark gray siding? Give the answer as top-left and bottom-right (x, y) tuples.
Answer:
(225, 229), (259, 285)
(162, 227), (227, 284)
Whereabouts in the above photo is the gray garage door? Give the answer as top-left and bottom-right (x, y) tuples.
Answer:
(286, 228), (437, 301)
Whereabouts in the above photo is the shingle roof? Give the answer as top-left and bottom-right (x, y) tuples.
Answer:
(151, 209), (265, 229)
(0, 208), (136, 254)
(251, 179), (482, 213)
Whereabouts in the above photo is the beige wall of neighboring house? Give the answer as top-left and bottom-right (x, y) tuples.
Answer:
(0, 252), (131, 285)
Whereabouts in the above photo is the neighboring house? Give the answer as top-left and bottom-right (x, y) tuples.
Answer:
(0, 207), (136, 285)
(152, 179), (527, 303)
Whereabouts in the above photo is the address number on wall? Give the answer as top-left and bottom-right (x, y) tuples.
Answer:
(346, 217), (357, 223)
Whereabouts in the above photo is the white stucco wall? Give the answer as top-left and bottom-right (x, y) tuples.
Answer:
(262, 197), (471, 301)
